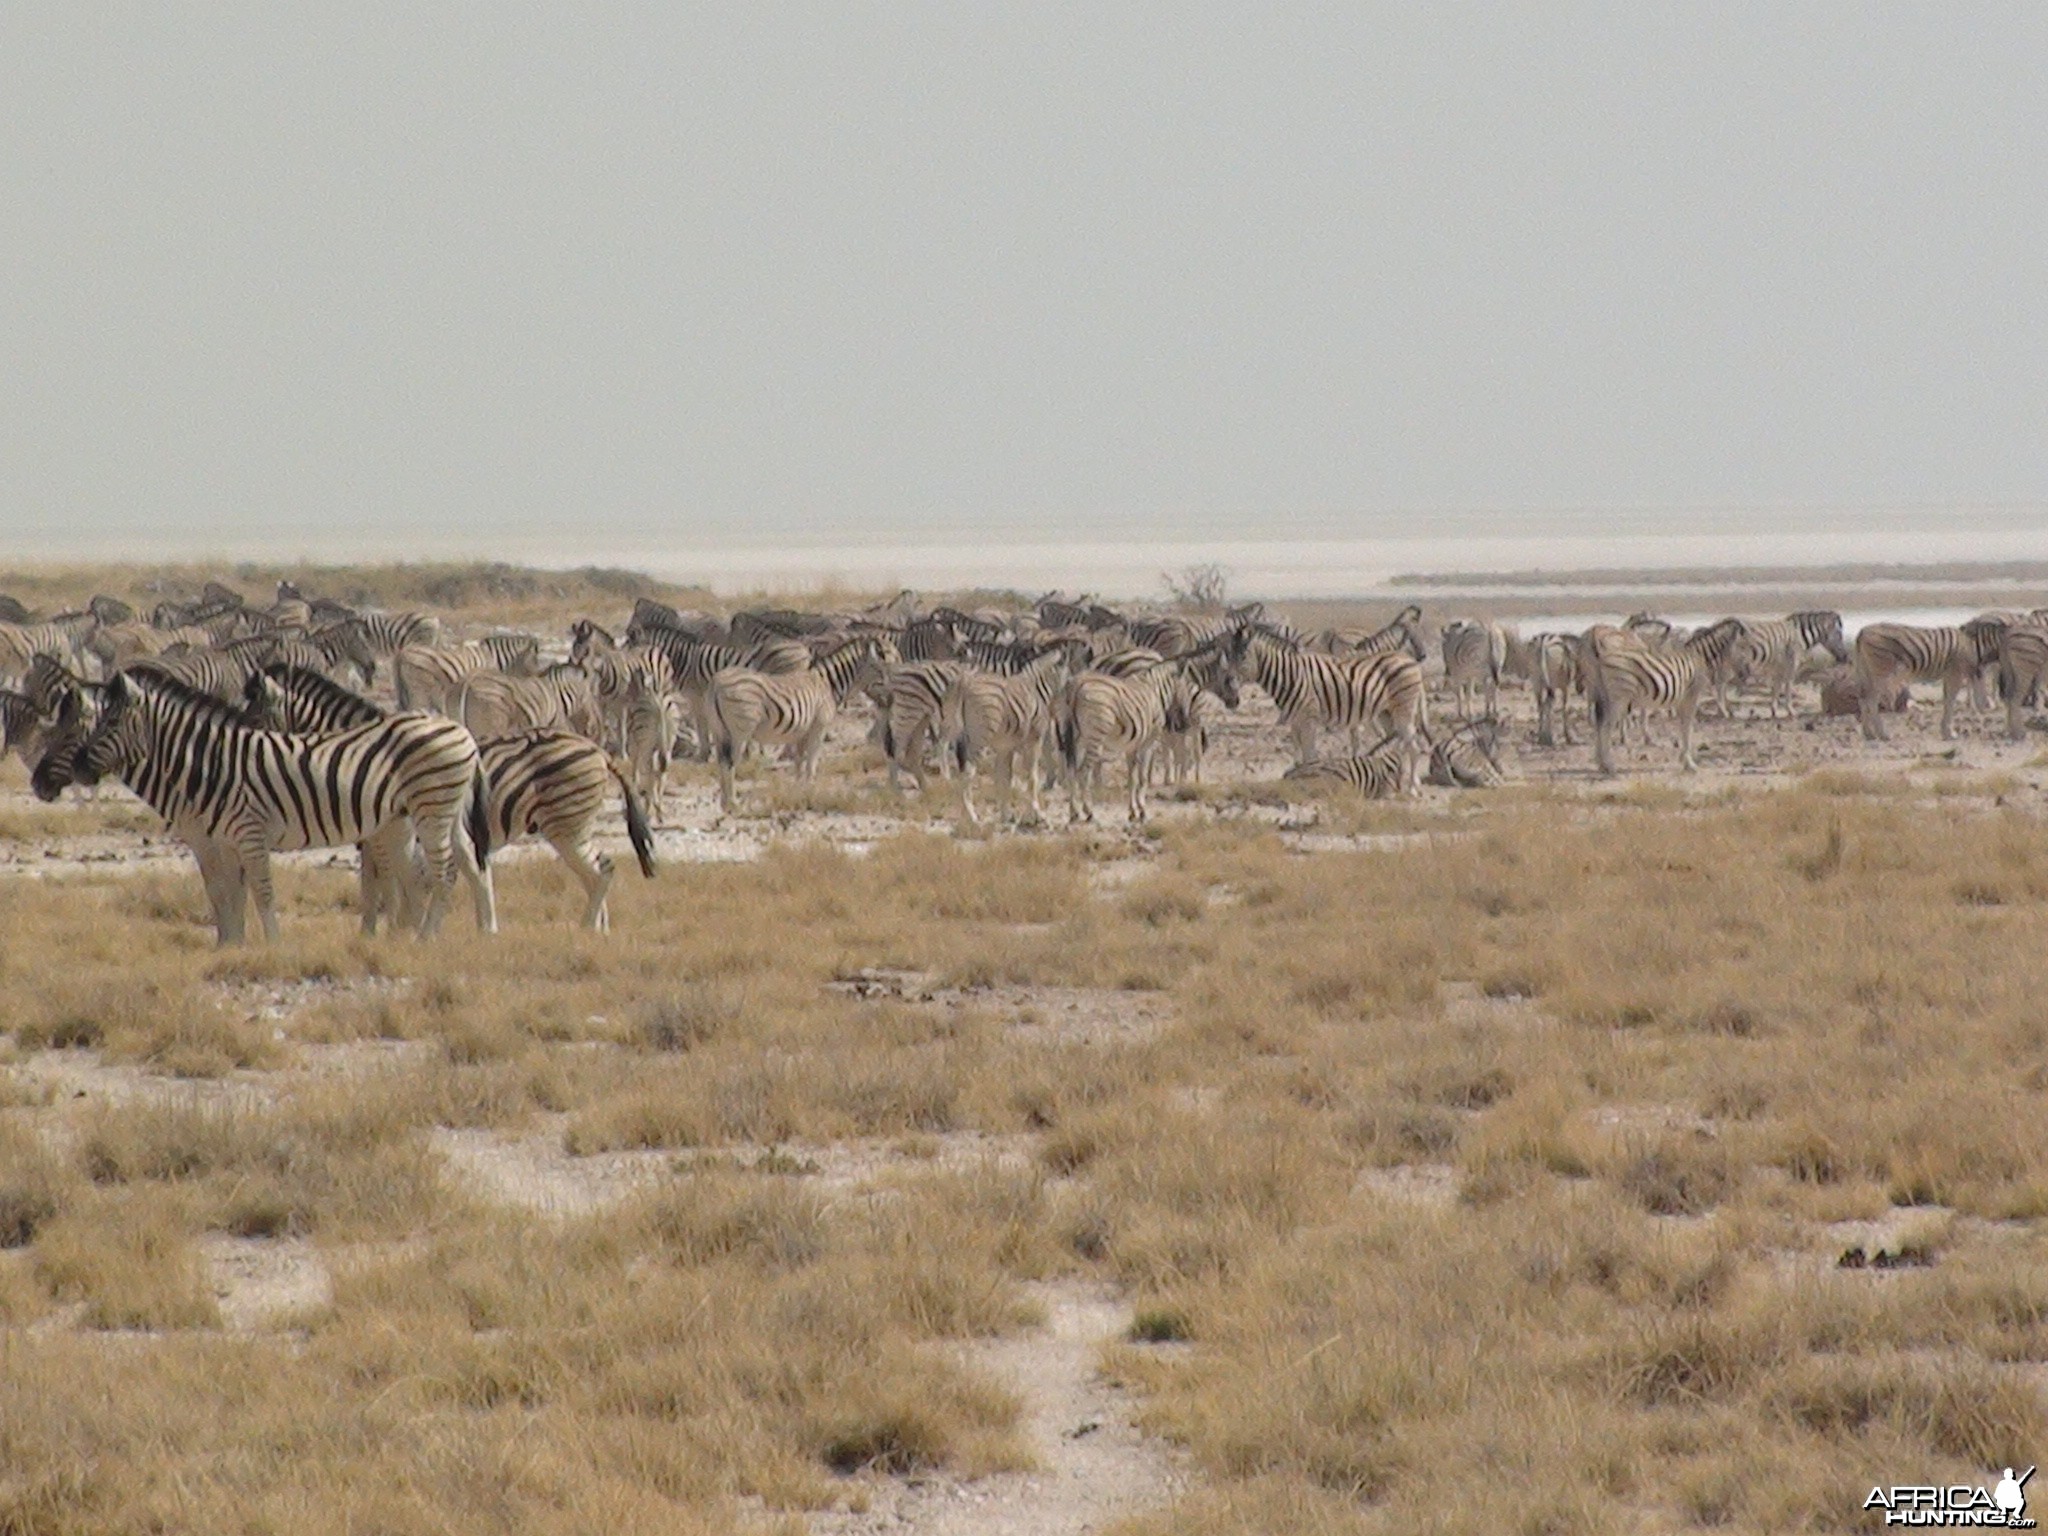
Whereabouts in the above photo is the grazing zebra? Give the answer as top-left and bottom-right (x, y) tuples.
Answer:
(1282, 732), (1419, 799)
(1439, 620), (1504, 720)
(1426, 717), (1507, 788)
(1729, 611), (1850, 720)
(244, 665), (655, 931)
(33, 669), (490, 944)
(457, 663), (604, 742)
(1853, 618), (2008, 741)
(1227, 624), (1427, 779)
(707, 636), (887, 813)
(393, 634), (543, 714)
(1997, 624), (2048, 740)
(941, 649), (1072, 824)
(1586, 618), (1746, 774)
(1527, 633), (1581, 747)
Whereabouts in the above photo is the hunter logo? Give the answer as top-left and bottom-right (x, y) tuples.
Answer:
(1865, 1468), (2035, 1527)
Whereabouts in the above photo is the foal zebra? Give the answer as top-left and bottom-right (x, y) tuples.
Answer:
(33, 669), (490, 944)
(245, 665), (656, 931)
(1853, 618), (2008, 741)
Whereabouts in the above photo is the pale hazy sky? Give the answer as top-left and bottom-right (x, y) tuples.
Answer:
(4, 6), (2045, 554)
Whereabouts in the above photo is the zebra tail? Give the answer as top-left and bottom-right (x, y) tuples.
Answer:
(1056, 706), (1079, 772)
(466, 766), (493, 867)
(610, 759), (657, 879)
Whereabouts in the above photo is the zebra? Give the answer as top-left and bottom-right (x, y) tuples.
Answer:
(244, 665), (655, 932)
(707, 636), (888, 814)
(457, 663), (605, 742)
(1226, 624), (1427, 781)
(0, 614), (96, 688)
(633, 628), (812, 763)
(32, 669), (491, 944)
(1426, 717), (1508, 788)
(1853, 618), (2009, 742)
(1439, 620), (1504, 720)
(1056, 651), (1236, 823)
(355, 609), (441, 657)
(1282, 732), (1419, 799)
(1527, 633), (1581, 747)
(1727, 611), (1850, 720)
(940, 649), (1072, 824)
(621, 675), (684, 816)
(0, 688), (69, 768)
(393, 635), (543, 714)
(1586, 618), (1747, 774)
(1999, 624), (2048, 739)
(1056, 659), (1187, 823)
(879, 659), (965, 793)
(1309, 605), (1426, 659)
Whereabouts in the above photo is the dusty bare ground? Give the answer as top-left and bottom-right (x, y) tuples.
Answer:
(810, 1282), (1188, 1536)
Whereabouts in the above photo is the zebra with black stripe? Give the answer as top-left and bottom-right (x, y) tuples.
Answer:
(1439, 620), (1504, 720)
(244, 665), (655, 931)
(33, 669), (491, 944)
(1526, 633), (1581, 747)
(1853, 618), (2009, 741)
(1227, 624), (1427, 779)
(1998, 624), (2048, 740)
(1056, 650), (1236, 823)
(1282, 731), (1419, 799)
(707, 636), (889, 813)
(456, 663), (605, 742)
(1426, 717), (1508, 788)
(1728, 611), (1849, 720)
(1309, 604), (1426, 659)
(393, 634), (544, 714)
(0, 614), (96, 689)
(1586, 618), (1746, 774)
(940, 648), (1074, 824)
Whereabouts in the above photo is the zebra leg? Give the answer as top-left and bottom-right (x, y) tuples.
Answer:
(1593, 698), (1618, 776)
(958, 749), (982, 825)
(191, 838), (247, 946)
(547, 836), (616, 931)
(1126, 746), (1148, 822)
(239, 845), (282, 944)
(1677, 698), (1700, 772)
(1940, 679), (1960, 741)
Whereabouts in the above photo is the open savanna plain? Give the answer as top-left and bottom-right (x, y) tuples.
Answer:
(7, 564), (2048, 1534)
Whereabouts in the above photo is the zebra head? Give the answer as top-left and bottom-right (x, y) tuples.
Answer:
(61, 669), (150, 790)
(1792, 610), (1849, 663)
(1180, 643), (1241, 710)
(28, 687), (91, 801)
(570, 617), (616, 664)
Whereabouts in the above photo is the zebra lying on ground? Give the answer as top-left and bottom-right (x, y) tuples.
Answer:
(32, 670), (491, 944)
(244, 664), (655, 931)
(1426, 717), (1508, 788)
(1282, 731), (1421, 799)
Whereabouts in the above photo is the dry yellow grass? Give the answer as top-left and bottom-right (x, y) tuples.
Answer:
(7, 744), (2048, 1528)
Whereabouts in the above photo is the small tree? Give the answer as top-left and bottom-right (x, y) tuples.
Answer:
(1162, 563), (1230, 613)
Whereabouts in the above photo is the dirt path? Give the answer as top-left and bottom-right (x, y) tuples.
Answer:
(813, 1280), (1185, 1536)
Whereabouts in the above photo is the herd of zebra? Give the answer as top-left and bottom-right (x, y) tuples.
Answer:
(1, 578), (2044, 943)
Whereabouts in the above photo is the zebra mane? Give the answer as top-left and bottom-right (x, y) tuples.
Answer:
(253, 662), (386, 721)
(112, 666), (256, 730)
